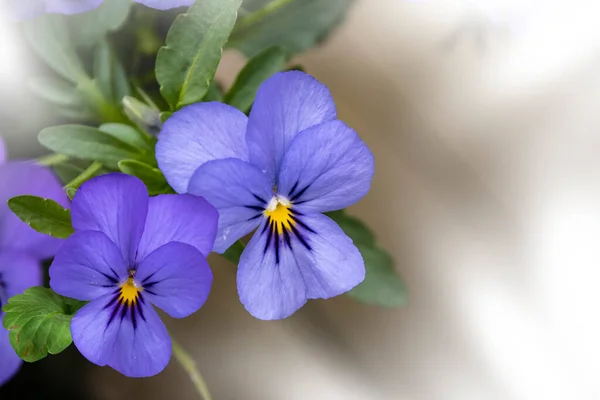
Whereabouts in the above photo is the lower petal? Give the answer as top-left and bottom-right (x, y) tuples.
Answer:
(237, 213), (365, 320)
(287, 213), (365, 299)
(0, 322), (21, 387)
(71, 293), (171, 378)
(237, 220), (308, 320)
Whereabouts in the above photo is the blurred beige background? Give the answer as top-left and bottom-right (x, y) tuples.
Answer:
(5, 0), (600, 399)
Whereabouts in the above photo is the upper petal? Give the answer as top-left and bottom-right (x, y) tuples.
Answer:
(134, 0), (194, 9)
(136, 194), (218, 262)
(71, 174), (148, 266)
(237, 212), (365, 320)
(136, 242), (213, 318)
(246, 71), (337, 181)
(71, 293), (171, 378)
(188, 158), (272, 253)
(0, 162), (69, 260)
(49, 231), (128, 301)
(156, 102), (249, 193)
(0, 322), (21, 387)
(277, 120), (374, 213)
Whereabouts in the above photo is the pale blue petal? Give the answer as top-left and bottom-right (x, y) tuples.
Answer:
(156, 102), (249, 193)
(246, 71), (337, 182)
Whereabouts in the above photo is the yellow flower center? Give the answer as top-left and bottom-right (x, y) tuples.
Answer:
(119, 276), (141, 306)
(264, 198), (294, 234)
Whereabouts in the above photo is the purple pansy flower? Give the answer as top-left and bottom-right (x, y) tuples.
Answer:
(6, 0), (194, 20)
(49, 173), (217, 377)
(0, 138), (69, 387)
(156, 71), (375, 320)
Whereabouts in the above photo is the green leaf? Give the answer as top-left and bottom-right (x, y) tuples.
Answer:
(230, 0), (355, 57)
(118, 160), (172, 195)
(98, 123), (152, 151)
(222, 240), (246, 264)
(93, 40), (114, 102)
(2, 287), (85, 362)
(7, 196), (73, 239)
(203, 80), (224, 102)
(39, 125), (142, 169)
(328, 210), (406, 307)
(156, 0), (242, 110)
(69, 0), (133, 48)
(27, 76), (79, 108)
(347, 246), (407, 307)
(23, 15), (89, 84)
(53, 162), (85, 184)
(223, 46), (287, 112)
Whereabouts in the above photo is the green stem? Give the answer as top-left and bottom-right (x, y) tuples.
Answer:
(37, 153), (69, 166)
(232, 0), (295, 32)
(64, 161), (103, 190)
(172, 338), (213, 400)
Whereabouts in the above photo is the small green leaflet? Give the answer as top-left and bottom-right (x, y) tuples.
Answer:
(2, 287), (86, 362)
(118, 160), (173, 195)
(328, 210), (407, 307)
(7, 196), (73, 239)
(230, 0), (355, 57)
(68, 0), (133, 49)
(224, 46), (287, 113)
(39, 125), (143, 169)
(156, 0), (243, 110)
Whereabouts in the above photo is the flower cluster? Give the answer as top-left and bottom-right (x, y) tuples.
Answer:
(0, 138), (68, 386)
(157, 71), (375, 319)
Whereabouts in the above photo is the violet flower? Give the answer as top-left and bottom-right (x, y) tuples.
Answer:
(49, 173), (217, 377)
(157, 71), (375, 320)
(0, 138), (68, 386)
(6, 0), (194, 20)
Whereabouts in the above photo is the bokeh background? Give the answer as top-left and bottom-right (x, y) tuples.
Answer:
(2, 0), (600, 399)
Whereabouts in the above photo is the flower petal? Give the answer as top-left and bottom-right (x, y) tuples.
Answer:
(0, 137), (6, 165)
(277, 120), (374, 213)
(71, 174), (148, 266)
(5, 0), (102, 19)
(134, 0), (194, 10)
(71, 293), (171, 378)
(0, 162), (69, 260)
(0, 322), (21, 387)
(156, 102), (248, 193)
(136, 194), (218, 262)
(0, 251), (41, 299)
(136, 242), (213, 318)
(246, 71), (337, 181)
(188, 158), (272, 253)
(49, 231), (128, 301)
(237, 213), (364, 320)
(237, 219), (307, 320)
